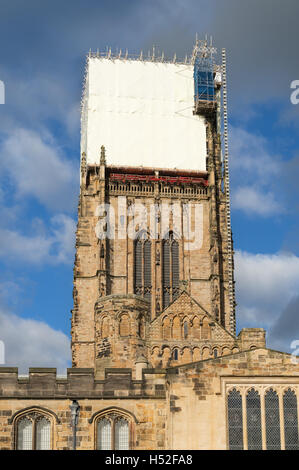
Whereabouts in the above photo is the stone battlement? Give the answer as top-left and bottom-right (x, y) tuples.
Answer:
(0, 367), (166, 399)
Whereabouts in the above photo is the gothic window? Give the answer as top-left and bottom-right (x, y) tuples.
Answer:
(227, 389), (243, 450)
(162, 232), (179, 309)
(246, 389), (262, 450)
(16, 414), (51, 450)
(97, 418), (111, 450)
(265, 389), (281, 450)
(96, 414), (130, 450)
(283, 389), (299, 450)
(134, 232), (152, 308)
(227, 387), (299, 450)
(17, 417), (32, 450)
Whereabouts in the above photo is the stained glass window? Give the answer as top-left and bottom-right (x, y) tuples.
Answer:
(17, 417), (33, 450)
(163, 232), (179, 309)
(265, 389), (281, 450)
(115, 418), (129, 450)
(227, 389), (243, 450)
(134, 232), (152, 308)
(97, 414), (130, 450)
(17, 414), (51, 450)
(246, 389), (262, 450)
(36, 417), (51, 450)
(283, 389), (299, 450)
(97, 418), (112, 450)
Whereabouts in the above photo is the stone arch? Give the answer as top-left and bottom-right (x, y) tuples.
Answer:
(193, 347), (201, 361)
(181, 347), (192, 364)
(222, 346), (231, 356)
(232, 347), (239, 354)
(183, 318), (189, 339)
(101, 316), (110, 338)
(89, 406), (138, 424)
(9, 406), (60, 425)
(201, 316), (210, 339)
(212, 347), (219, 358)
(151, 346), (161, 367)
(162, 316), (171, 340)
(161, 346), (171, 367)
(119, 314), (130, 337)
(202, 346), (210, 360)
(227, 386), (242, 394)
(192, 316), (200, 339)
(172, 316), (181, 340)
(282, 386), (297, 395)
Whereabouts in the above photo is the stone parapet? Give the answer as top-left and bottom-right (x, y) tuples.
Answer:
(0, 367), (166, 399)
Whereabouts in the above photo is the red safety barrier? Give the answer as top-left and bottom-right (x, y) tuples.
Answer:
(109, 173), (208, 186)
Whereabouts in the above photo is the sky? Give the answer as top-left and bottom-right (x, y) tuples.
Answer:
(0, 0), (299, 373)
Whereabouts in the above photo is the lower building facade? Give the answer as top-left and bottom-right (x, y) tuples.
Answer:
(0, 346), (298, 450)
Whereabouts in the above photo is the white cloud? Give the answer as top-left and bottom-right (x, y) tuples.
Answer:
(230, 126), (280, 179)
(232, 186), (283, 216)
(0, 214), (76, 265)
(0, 128), (78, 212)
(0, 308), (70, 374)
(235, 250), (299, 348)
(229, 125), (284, 216)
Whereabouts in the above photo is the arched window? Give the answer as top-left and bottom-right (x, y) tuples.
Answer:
(97, 418), (111, 450)
(162, 232), (179, 309)
(265, 389), (281, 450)
(227, 389), (243, 450)
(16, 413), (51, 450)
(17, 417), (32, 450)
(246, 389), (262, 450)
(114, 417), (129, 450)
(96, 413), (131, 450)
(134, 232), (152, 308)
(173, 348), (178, 361)
(283, 389), (299, 450)
(36, 416), (51, 450)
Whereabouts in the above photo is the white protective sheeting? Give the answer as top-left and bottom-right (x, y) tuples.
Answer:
(82, 58), (207, 171)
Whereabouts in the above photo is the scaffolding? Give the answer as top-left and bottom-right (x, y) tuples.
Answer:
(192, 36), (217, 115)
(222, 48), (236, 336)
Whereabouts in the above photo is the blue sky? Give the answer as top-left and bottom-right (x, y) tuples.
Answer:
(0, 0), (299, 372)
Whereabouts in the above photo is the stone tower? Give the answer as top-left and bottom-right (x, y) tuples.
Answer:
(2, 42), (298, 452)
(71, 41), (236, 379)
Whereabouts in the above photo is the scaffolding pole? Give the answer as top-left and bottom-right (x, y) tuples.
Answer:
(222, 48), (236, 336)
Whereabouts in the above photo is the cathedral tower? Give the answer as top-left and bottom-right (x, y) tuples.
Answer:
(1, 40), (298, 452)
(72, 40), (236, 378)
